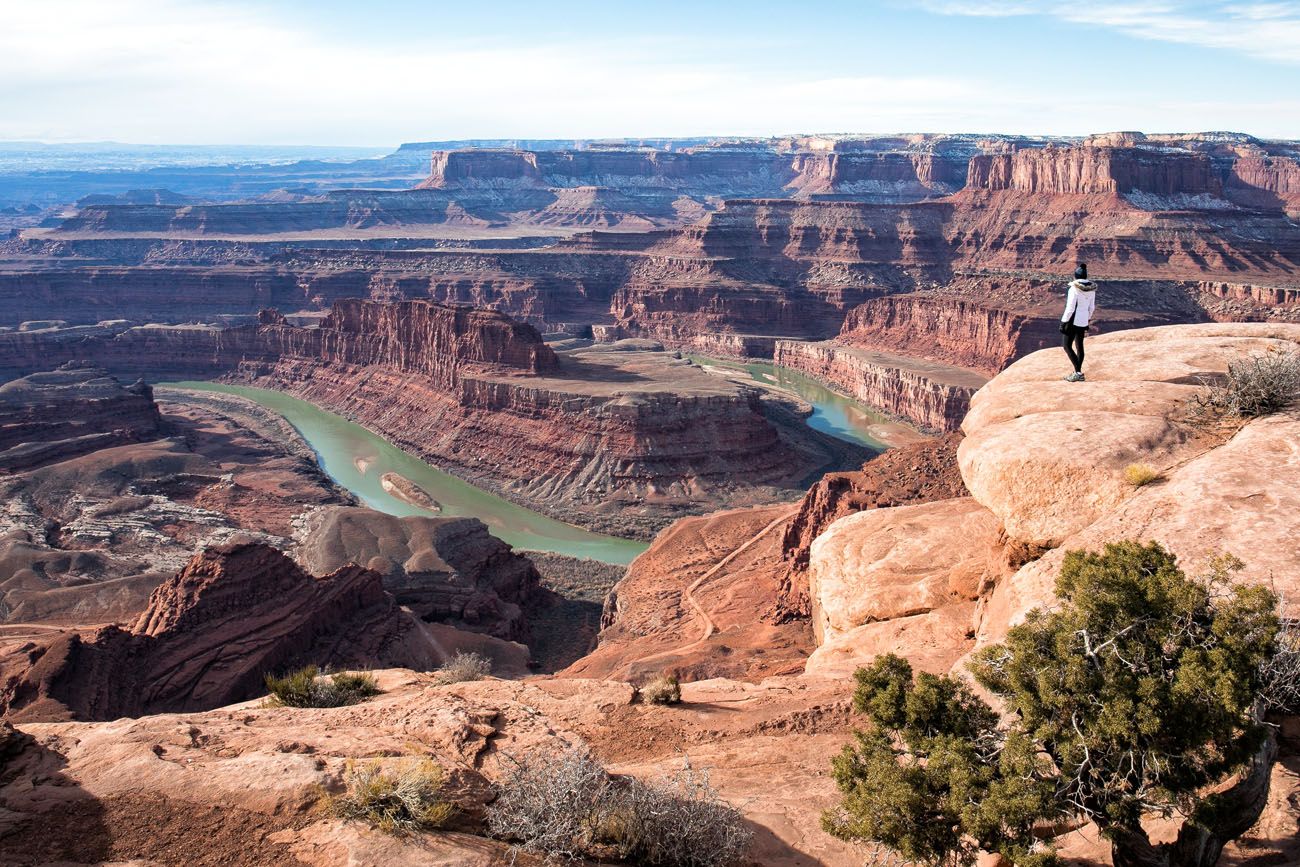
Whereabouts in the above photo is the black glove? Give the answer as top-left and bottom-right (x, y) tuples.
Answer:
(1059, 321), (1070, 334)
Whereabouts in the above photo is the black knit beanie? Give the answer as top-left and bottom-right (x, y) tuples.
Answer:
(1075, 263), (1088, 280)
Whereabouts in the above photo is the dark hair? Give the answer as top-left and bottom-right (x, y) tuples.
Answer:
(1074, 263), (1088, 280)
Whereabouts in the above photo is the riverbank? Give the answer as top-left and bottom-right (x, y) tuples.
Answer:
(688, 355), (931, 448)
(163, 382), (650, 565)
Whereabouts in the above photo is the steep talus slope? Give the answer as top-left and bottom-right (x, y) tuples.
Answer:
(0, 542), (441, 722)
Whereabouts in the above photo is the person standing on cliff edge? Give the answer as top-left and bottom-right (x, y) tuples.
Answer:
(1060, 263), (1097, 382)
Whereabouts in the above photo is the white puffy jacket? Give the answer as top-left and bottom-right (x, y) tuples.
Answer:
(1062, 279), (1097, 327)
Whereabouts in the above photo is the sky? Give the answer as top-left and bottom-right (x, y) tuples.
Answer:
(2, 0), (1299, 145)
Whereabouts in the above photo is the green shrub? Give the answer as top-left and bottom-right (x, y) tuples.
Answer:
(264, 666), (381, 708)
(435, 651), (492, 685)
(825, 541), (1282, 867)
(325, 758), (453, 835)
(638, 674), (682, 705)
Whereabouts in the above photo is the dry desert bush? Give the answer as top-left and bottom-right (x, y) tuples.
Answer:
(325, 757), (453, 835)
(435, 651), (492, 684)
(1261, 609), (1300, 714)
(1122, 462), (1161, 487)
(263, 666), (380, 708)
(486, 746), (751, 865)
(638, 673), (682, 705)
(1195, 348), (1300, 418)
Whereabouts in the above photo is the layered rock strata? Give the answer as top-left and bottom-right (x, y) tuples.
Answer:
(773, 339), (986, 432)
(0, 301), (837, 536)
(0, 365), (163, 472)
(0, 542), (442, 722)
(297, 506), (541, 641)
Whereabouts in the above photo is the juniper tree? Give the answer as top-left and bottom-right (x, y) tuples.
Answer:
(825, 541), (1281, 867)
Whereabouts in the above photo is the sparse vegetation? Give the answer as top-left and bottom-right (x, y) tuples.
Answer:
(1260, 606), (1300, 714)
(434, 651), (492, 684)
(1195, 348), (1300, 418)
(325, 758), (454, 835)
(264, 666), (381, 708)
(1122, 462), (1161, 487)
(825, 541), (1284, 867)
(487, 746), (751, 866)
(638, 674), (682, 705)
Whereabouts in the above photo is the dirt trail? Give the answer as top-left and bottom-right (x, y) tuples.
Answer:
(635, 508), (795, 666)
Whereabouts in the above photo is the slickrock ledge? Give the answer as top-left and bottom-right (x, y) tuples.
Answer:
(803, 323), (1300, 682)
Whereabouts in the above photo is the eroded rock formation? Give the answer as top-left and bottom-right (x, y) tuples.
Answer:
(297, 506), (541, 641)
(0, 542), (441, 722)
(0, 365), (162, 472)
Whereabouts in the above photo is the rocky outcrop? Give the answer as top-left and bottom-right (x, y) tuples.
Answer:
(0, 365), (163, 472)
(773, 339), (986, 432)
(0, 542), (442, 722)
(955, 322), (1300, 645)
(796, 322), (1300, 683)
(773, 432), (966, 619)
(805, 498), (1005, 677)
(297, 507), (541, 641)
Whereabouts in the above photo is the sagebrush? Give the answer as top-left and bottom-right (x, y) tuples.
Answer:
(435, 651), (492, 684)
(487, 746), (751, 866)
(264, 666), (380, 708)
(1195, 349), (1300, 417)
(325, 758), (453, 835)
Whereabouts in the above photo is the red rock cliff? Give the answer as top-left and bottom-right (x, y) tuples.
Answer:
(967, 145), (1220, 196)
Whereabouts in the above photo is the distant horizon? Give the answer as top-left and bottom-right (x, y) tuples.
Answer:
(5, 2), (1300, 144)
(3, 129), (1298, 152)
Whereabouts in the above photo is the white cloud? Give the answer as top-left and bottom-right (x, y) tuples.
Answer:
(0, 0), (986, 143)
(919, 0), (1300, 64)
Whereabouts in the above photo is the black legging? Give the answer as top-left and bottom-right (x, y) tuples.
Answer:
(1062, 324), (1086, 373)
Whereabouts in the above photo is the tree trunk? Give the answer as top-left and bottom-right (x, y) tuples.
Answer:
(1107, 728), (1278, 867)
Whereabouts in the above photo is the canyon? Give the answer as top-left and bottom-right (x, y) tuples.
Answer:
(4, 133), (1297, 434)
(0, 300), (856, 537)
(3, 131), (1300, 867)
(1, 323), (1296, 867)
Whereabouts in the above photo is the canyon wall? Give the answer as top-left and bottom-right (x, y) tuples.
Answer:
(0, 366), (163, 472)
(773, 339), (986, 432)
(966, 145), (1220, 196)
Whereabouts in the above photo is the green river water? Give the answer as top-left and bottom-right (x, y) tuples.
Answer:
(167, 364), (903, 566)
(166, 381), (649, 565)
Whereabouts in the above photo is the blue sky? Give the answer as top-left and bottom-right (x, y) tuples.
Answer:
(2, 1), (1298, 144)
